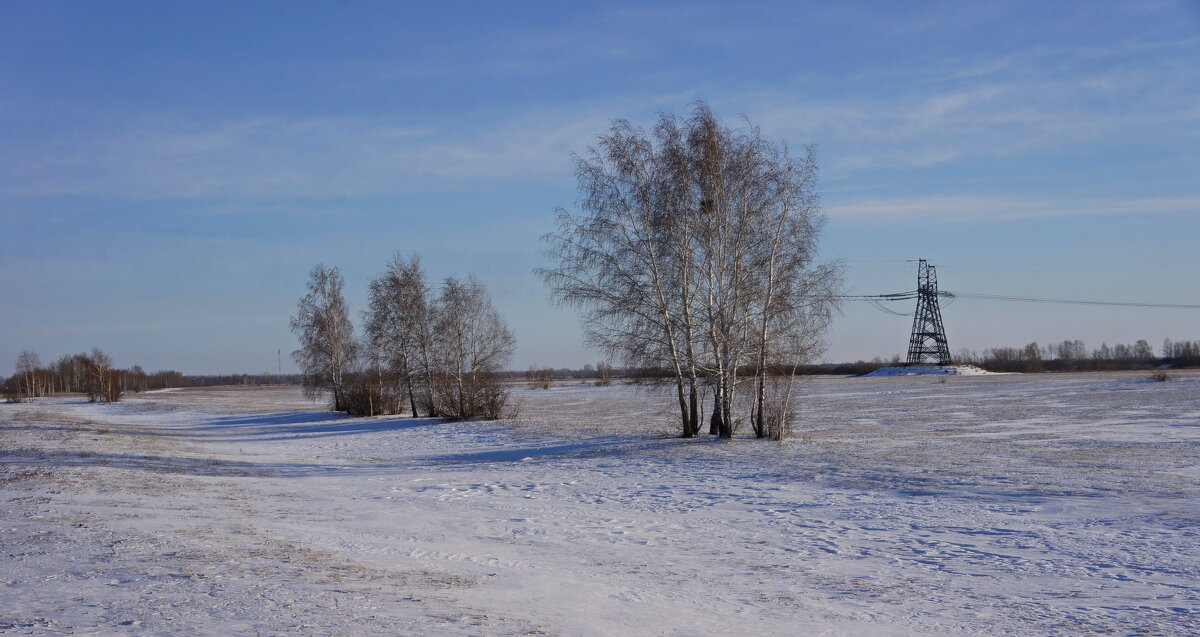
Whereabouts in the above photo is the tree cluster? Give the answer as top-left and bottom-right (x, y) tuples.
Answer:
(291, 257), (516, 420)
(1161, 339), (1200, 367)
(187, 373), (299, 387)
(3, 348), (186, 403)
(521, 362), (616, 387)
(540, 103), (841, 440)
(954, 338), (1186, 373)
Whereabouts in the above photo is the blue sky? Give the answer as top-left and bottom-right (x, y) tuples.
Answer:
(3, 1), (1199, 373)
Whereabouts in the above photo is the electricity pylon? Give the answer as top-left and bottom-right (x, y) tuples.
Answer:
(905, 259), (952, 366)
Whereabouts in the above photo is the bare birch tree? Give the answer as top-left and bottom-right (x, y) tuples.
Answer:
(15, 350), (40, 399)
(81, 347), (119, 403)
(368, 255), (439, 417)
(541, 101), (840, 439)
(363, 263), (405, 416)
(291, 264), (357, 411)
(539, 118), (702, 436)
(430, 276), (515, 420)
(362, 254), (440, 417)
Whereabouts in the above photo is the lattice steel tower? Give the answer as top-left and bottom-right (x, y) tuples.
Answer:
(905, 259), (952, 366)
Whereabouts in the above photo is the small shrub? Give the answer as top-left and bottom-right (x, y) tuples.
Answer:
(431, 372), (511, 420)
(341, 372), (401, 417)
(503, 396), (522, 419)
(478, 383), (511, 420)
(3, 376), (27, 403)
(1148, 370), (1172, 382)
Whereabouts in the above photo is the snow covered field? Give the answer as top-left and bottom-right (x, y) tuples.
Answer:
(3, 372), (1198, 635)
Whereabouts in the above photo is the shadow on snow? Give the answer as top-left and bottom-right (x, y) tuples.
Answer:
(417, 436), (668, 466)
(0, 448), (370, 478)
(183, 412), (444, 442)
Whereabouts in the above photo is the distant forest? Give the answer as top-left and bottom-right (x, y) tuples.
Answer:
(5, 337), (1199, 402)
(3, 348), (188, 403)
(833, 338), (1200, 375)
(529, 337), (1200, 378)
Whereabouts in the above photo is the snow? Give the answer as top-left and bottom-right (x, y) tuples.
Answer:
(864, 365), (996, 376)
(3, 373), (1198, 635)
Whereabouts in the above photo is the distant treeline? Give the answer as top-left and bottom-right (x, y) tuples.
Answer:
(957, 338), (1200, 373)
(833, 338), (1200, 375)
(3, 348), (188, 403)
(591, 338), (1200, 377)
(187, 374), (304, 387)
(8, 338), (1197, 403)
(3, 349), (309, 404)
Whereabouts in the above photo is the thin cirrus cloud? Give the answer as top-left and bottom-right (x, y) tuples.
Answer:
(5, 83), (1195, 224)
(0, 111), (609, 201)
(746, 35), (1200, 175)
(3, 26), (1197, 216)
(755, 81), (1196, 175)
(5, 72), (1196, 213)
(826, 195), (1200, 222)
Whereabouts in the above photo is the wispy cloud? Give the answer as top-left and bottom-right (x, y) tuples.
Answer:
(0, 110), (612, 200)
(356, 4), (729, 81)
(827, 194), (1200, 222)
(741, 35), (1200, 177)
(3, 10), (1197, 217)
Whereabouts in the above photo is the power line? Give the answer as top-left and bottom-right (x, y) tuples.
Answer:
(839, 291), (1200, 310)
(867, 297), (912, 316)
(943, 292), (1200, 309)
(839, 291), (918, 300)
(841, 258), (1199, 272)
(930, 259), (1200, 273)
